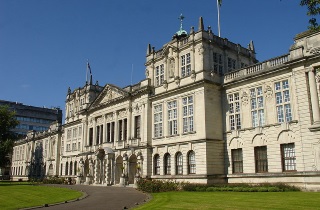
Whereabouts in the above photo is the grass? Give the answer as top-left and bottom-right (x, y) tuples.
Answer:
(134, 191), (320, 210)
(0, 181), (83, 210)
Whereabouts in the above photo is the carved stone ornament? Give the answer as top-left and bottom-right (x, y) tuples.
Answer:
(133, 103), (142, 114)
(118, 109), (127, 118)
(163, 80), (168, 89)
(96, 117), (103, 124)
(316, 68), (320, 83)
(107, 90), (113, 100)
(106, 113), (114, 121)
(264, 85), (273, 99)
(198, 45), (205, 55)
(88, 118), (93, 126)
(190, 70), (196, 80)
(310, 47), (320, 55)
(169, 58), (175, 78)
(174, 77), (180, 86)
(145, 68), (149, 78)
(241, 91), (249, 106)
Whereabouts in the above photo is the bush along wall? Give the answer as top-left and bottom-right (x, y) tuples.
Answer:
(136, 179), (300, 193)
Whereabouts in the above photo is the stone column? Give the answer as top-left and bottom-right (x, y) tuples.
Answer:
(114, 112), (118, 147)
(104, 156), (110, 185)
(94, 157), (99, 184)
(309, 69), (320, 123)
(102, 115), (106, 143)
(127, 108), (132, 142)
(93, 119), (97, 146)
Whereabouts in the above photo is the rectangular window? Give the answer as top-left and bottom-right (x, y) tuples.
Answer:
(73, 128), (77, 138)
(134, 116), (141, 138)
(89, 128), (93, 146)
(96, 126), (100, 145)
(250, 87), (265, 127)
(182, 96), (194, 133)
(255, 146), (268, 173)
(78, 126), (82, 137)
(123, 119), (127, 141)
(118, 120), (123, 141)
(67, 129), (71, 139)
(229, 93), (241, 130)
(154, 104), (163, 138)
(281, 143), (296, 171)
(111, 122), (115, 142)
(231, 149), (243, 173)
(155, 64), (164, 86)
(275, 80), (292, 123)
(228, 57), (236, 72)
(181, 53), (191, 77)
(168, 101), (178, 135)
(213, 52), (223, 74)
(72, 142), (76, 151)
(107, 123), (111, 142)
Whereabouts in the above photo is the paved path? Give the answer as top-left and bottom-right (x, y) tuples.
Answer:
(34, 185), (149, 210)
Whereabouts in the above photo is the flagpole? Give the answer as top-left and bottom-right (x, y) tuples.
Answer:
(86, 59), (89, 84)
(217, 0), (221, 37)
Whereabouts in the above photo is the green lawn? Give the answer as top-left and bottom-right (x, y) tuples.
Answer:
(0, 182), (82, 210)
(134, 191), (320, 210)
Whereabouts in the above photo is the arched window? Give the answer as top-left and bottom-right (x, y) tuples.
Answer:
(176, 152), (183, 175)
(164, 153), (171, 175)
(74, 161), (77, 176)
(70, 161), (73, 176)
(65, 162), (68, 175)
(154, 154), (160, 175)
(188, 151), (196, 174)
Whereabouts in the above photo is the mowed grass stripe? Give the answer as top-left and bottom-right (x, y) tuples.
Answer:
(0, 183), (82, 210)
(134, 191), (320, 210)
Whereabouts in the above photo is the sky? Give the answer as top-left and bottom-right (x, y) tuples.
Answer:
(0, 0), (311, 119)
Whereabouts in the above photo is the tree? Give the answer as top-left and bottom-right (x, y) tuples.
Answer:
(0, 105), (19, 168)
(300, 0), (320, 30)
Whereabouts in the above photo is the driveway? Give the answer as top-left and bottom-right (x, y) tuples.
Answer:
(31, 185), (149, 210)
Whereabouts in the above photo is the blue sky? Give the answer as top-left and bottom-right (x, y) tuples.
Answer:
(0, 0), (310, 118)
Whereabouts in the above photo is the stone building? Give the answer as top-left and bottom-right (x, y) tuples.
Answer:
(11, 17), (320, 190)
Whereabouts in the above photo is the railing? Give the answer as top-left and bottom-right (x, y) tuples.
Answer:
(224, 54), (289, 83)
(268, 54), (289, 67)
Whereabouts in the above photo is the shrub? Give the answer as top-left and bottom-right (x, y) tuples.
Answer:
(181, 183), (207, 191)
(42, 176), (65, 184)
(138, 180), (300, 193)
(137, 179), (179, 193)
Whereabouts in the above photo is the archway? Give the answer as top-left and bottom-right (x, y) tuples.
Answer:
(115, 156), (123, 184)
(128, 154), (137, 184)
(48, 164), (53, 176)
(84, 159), (89, 177)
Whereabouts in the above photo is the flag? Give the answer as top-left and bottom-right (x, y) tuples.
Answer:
(218, 0), (222, 7)
(87, 62), (92, 74)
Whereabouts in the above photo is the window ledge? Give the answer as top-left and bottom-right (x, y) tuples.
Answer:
(309, 121), (320, 132)
(225, 120), (299, 133)
(182, 131), (196, 135)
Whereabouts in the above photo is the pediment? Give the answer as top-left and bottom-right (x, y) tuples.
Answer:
(91, 84), (128, 107)
(161, 44), (178, 57)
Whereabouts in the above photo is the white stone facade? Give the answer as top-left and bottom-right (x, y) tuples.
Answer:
(11, 18), (320, 190)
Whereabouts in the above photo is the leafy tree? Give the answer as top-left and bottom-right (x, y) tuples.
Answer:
(0, 105), (19, 168)
(300, 0), (320, 30)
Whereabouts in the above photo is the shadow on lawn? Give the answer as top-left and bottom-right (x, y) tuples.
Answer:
(0, 181), (38, 186)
